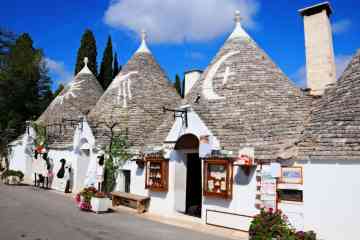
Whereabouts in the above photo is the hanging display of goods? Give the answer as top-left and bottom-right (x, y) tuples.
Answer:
(234, 147), (255, 166)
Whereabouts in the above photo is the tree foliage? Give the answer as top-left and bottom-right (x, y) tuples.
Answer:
(0, 28), (15, 70)
(0, 32), (53, 162)
(174, 74), (182, 97)
(98, 36), (113, 90)
(53, 83), (65, 97)
(74, 29), (98, 76)
(104, 134), (131, 193)
(113, 52), (120, 79)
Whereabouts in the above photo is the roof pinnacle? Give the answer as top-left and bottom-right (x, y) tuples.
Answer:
(228, 10), (250, 40)
(136, 29), (151, 54)
(84, 57), (89, 66)
(78, 56), (92, 75)
(235, 10), (241, 24)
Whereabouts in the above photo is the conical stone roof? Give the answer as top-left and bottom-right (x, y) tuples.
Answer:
(38, 58), (104, 148)
(88, 31), (180, 150)
(149, 11), (312, 161)
(298, 50), (360, 161)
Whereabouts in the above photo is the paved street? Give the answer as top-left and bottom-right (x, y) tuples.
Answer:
(0, 183), (235, 240)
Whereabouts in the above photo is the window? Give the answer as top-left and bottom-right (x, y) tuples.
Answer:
(278, 189), (303, 202)
(203, 158), (233, 199)
(145, 154), (169, 192)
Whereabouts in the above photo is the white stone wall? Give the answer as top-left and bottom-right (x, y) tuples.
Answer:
(8, 142), (33, 183)
(48, 149), (74, 191)
(202, 166), (259, 228)
(298, 160), (360, 240)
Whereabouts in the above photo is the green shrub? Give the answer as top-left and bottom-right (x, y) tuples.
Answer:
(79, 186), (97, 203)
(249, 209), (316, 240)
(1, 169), (24, 181)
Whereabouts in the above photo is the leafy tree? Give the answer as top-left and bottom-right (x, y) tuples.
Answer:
(174, 74), (182, 97)
(74, 29), (98, 76)
(0, 28), (15, 70)
(98, 36), (113, 89)
(0, 33), (52, 162)
(53, 83), (65, 97)
(38, 60), (54, 112)
(113, 52), (120, 79)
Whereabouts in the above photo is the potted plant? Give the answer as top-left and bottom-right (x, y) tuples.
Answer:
(90, 192), (111, 213)
(76, 187), (97, 211)
(1, 170), (24, 185)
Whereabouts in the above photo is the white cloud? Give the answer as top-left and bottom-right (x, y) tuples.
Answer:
(292, 54), (353, 87)
(332, 19), (351, 34)
(44, 57), (73, 85)
(104, 0), (260, 44)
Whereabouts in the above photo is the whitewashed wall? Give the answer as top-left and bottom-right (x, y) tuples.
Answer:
(295, 160), (360, 240)
(48, 149), (74, 191)
(202, 166), (259, 225)
(8, 141), (33, 183)
(119, 157), (177, 215)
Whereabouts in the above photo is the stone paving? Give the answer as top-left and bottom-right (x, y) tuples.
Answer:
(0, 183), (248, 240)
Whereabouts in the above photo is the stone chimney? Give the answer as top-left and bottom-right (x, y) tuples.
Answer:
(299, 2), (336, 96)
(183, 69), (202, 97)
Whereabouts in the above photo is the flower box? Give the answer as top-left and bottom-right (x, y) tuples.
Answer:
(90, 197), (111, 213)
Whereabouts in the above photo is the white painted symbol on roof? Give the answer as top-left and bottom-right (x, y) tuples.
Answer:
(202, 51), (239, 100)
(52, 80), (85, 107)
(109, 71), (138, 107)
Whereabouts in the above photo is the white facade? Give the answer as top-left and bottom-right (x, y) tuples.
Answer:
(8, 110), (360, 240)
(294, 160), (360, 240)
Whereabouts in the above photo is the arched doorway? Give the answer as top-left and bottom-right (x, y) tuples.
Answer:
(175, 134), (202, 218)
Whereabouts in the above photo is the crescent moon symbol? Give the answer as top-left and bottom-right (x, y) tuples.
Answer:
(202, 51), (240, 100)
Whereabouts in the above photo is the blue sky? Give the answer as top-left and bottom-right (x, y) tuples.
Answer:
(1, 0), (359, 90)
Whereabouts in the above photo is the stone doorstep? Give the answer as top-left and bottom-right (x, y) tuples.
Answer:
(111, 206), (249, 240)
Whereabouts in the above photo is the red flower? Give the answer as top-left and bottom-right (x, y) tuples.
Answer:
(75, 193), (81, 204)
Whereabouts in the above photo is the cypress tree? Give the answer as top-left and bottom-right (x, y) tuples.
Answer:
(53, 83), (65, 97)
(74, 29), (98, 76)
(98, 36), (113, 89)
(174, 74), (182, 97)
(113, 52), (120, 78)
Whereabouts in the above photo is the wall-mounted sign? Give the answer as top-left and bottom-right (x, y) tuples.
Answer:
(260, 166), (277, 210)
(280, 167), (303, 184)
(234, 147), (254, 166)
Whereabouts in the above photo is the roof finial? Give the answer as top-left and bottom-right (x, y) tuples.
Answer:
(141, 29), (147, 42)
(84, 57), (89, 67)
(228, 9), (250, 40)
(235, 10), (241, 24)
(78, 56), (92, 75)
(136, 29), (151, 54)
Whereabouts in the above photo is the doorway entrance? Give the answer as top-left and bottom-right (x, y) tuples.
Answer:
(186, 153), (202, 218)
(174, 134), (202, 218)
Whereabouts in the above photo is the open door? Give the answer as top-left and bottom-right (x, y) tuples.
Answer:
(186, 153), (202, 217)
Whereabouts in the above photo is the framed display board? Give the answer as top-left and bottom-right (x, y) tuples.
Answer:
(145, 154), (169, 192)
(203, 158), (233, 199)
(280, 167), (303, 184)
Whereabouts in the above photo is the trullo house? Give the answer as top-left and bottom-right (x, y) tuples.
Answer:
(8, 58), (104, 192)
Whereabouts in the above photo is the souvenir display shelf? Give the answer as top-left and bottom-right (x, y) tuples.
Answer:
(203, 158), (233, 199)
(145, 154), (169, 192)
